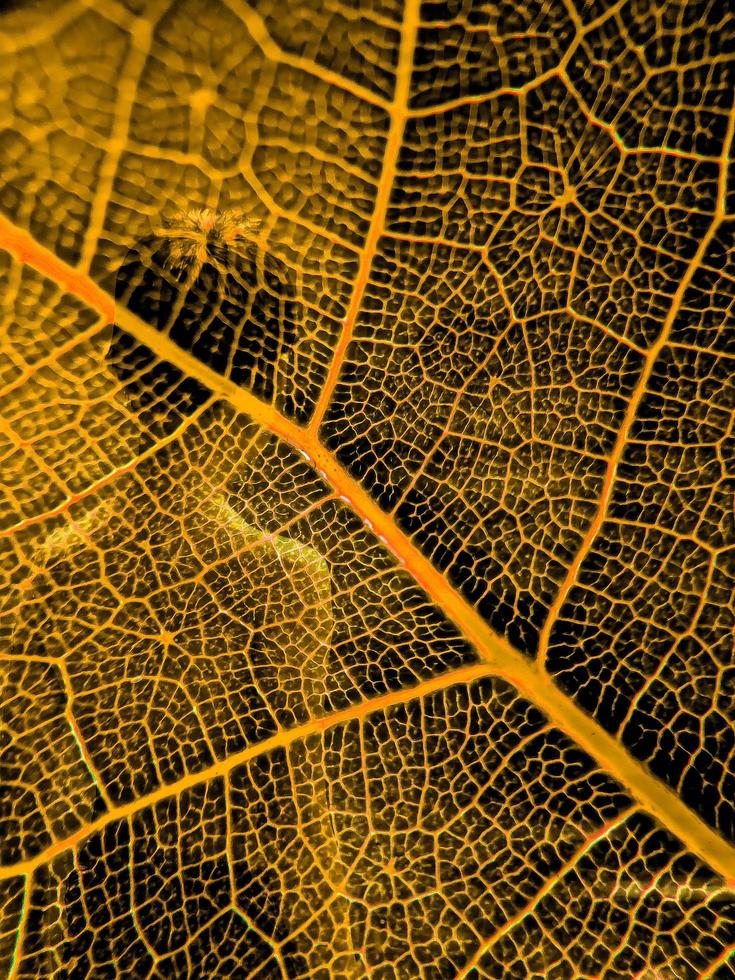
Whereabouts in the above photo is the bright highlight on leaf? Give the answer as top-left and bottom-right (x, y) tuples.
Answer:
(0, 0), (734, 977)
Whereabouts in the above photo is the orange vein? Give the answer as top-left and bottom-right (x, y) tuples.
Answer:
(701, 943), (735, 979)
(456, 807), (638, 978)
(79, 6), (159, 272)
(0, 397), (218, 537)
(226, 0), (392, 112)
(308, 0), (422, 430)
(2, 219), (735, 885)
(5, 879), (28, 980)
(537, 97), (735, 670)
(0, 663), (493, 882)
(0, 214), (115, 320)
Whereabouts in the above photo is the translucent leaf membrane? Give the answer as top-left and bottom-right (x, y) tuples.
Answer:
(319, 0), (735, 845)
(0, 5), (129, 263)
(1, 259), (733, 975)
(323, 2), (733, 656)
(547, 219), (735, 836)
(1, 0), (735, 974)
(5, 679), (735, 978)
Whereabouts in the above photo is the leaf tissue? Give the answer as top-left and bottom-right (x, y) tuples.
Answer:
(0, 0), (734, 976)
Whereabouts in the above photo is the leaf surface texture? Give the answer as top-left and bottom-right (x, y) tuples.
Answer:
(1, 0), (734, 976)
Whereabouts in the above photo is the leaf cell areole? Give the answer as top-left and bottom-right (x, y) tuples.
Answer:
(1, 0), (735, 976)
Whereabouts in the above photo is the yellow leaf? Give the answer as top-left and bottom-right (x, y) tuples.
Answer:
(1, 0), (734, 975)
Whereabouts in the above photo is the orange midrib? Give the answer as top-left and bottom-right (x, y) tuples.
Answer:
(1, 216), (734, 885)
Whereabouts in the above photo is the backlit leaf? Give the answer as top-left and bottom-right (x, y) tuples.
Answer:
(1, 0), (734, 976)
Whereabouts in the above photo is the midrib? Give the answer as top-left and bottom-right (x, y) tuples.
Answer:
(1, 214), (733, 885)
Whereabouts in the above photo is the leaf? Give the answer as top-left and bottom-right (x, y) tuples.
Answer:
(1, 0), (734, 976)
